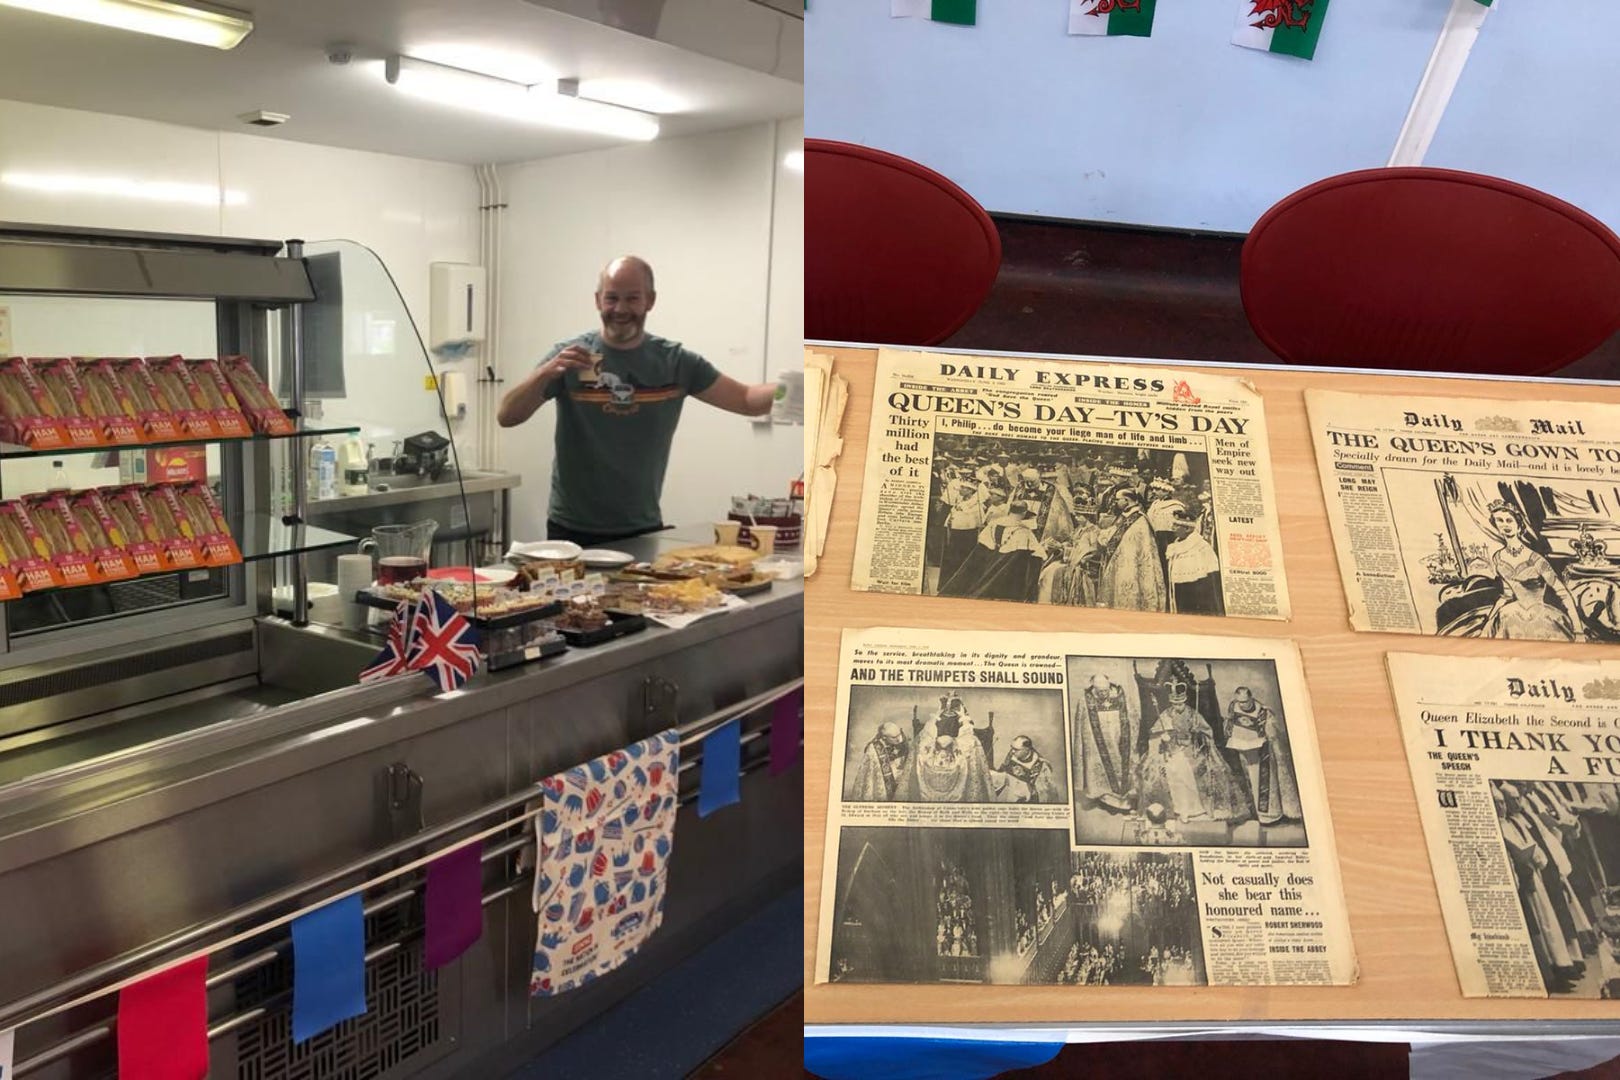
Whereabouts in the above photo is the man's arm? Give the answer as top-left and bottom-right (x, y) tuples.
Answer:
(497, 345), (595, 427)
(693, 373), (776, 417)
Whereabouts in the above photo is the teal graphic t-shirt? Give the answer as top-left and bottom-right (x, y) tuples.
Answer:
(540, 331), (720, 534)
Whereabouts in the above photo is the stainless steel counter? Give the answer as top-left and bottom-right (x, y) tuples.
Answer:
(306, 468), (520, 515)
(0, 529), (802, 1078)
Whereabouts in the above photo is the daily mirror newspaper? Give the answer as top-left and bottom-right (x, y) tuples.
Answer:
(1307, 389), (1620, 645)
(1388, 652), (1620, 998)
(851, 349), (1290, 620)
(815, 627), (1355, 987)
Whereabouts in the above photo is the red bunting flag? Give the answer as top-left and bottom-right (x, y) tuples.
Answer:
(118, 956), (208, 1080)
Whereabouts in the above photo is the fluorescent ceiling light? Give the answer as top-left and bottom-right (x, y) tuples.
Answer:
(783, 150), (803, 172)
(385, 55), (660, 142)
(576, 79), (691, 116)
(0, 171), (247, 206)
(0, 0), (253, 49)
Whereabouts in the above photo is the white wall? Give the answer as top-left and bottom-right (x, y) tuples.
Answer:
(0, 98), (480, 462)
(496, 118), (804, 542)
(807, 2), (1449, 232)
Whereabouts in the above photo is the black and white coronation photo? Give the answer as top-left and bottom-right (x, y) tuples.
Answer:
(1489, 778), (1620, 998)
(1068, 654), (1306, 849)
(827, 827), (1076, 985)
(843, 684), (1068, 805)
(920, 433), (1225, 616)
(1062, 851), (1206, 986)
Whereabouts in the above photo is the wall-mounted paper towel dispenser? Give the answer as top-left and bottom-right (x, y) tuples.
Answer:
(429, 263), (487, 356)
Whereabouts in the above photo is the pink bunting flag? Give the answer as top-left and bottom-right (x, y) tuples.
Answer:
(769, 689), (803, 775)
(424, 841), (484, 968)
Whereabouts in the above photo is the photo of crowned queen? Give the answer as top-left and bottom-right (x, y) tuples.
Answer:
(901, 691), (995, 803)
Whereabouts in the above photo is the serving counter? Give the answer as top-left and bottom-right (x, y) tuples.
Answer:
(804, 344), (1620, 1045)
(0, 531), (803, 1079)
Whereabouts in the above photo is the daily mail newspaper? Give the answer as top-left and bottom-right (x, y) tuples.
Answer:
(1389, 652), (1620, 998)
(815, 627), (1356, 987)
(1307, 389), (1620, 645)
(851, 349), (1290, 620)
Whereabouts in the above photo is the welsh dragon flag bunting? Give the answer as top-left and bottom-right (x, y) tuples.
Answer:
(1232, 0), (1332, 61)
(1070, 0), (1156, 37)
(892, 0), (976, 26)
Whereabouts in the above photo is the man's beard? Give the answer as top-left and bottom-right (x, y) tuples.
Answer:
(601, 315), (643, 344)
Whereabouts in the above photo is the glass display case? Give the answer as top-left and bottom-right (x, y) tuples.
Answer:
(0, 222), (471, 779)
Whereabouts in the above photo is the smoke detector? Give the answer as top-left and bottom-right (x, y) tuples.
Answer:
(238, 110), (290, 127)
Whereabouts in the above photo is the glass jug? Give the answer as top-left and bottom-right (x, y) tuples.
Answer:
(360, 520), (438, 585)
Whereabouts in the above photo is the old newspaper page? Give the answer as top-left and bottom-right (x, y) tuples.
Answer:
(814, 627), (1355, 987)
(851, 349), (1290, 620)
(1389, 652), (1620, 998)
(1308, 389), (1620, 644)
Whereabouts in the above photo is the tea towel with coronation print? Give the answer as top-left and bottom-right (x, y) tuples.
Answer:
(529, 728), (679, 995)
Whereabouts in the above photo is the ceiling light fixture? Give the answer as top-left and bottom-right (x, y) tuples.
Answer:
(0, 0), (253, 50)
(384, 55), (660, 143)
(783, 150), (803, 172)
(0, 171), (247, 206)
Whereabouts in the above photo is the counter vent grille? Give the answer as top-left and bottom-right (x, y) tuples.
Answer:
(0, 630), (253, 710)
(232, 902), (442, 1080)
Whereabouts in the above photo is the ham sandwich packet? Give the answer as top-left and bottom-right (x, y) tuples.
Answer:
(30, 358), (105, 448)
(185, 358), (252, 438)
(109, 357), (184, 442)
(137, 483), (205, 569)
(100, 484), (170, 575)
(151, 482), (238, 566)
(220, 355), (295, 435)
(75, 359), (144, 445)
(0, 500), (63, 592)
(146, 355), (218, 438)
(25, 493), (105, 586)
(66, 490), (138, 581)
(0, 357), (69, 449)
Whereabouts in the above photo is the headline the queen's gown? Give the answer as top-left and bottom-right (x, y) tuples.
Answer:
(1135, 702), (1246, 822)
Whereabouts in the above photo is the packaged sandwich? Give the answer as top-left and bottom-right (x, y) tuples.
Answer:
(75, 359), (143, 444)
(0, 503), (28, 599)
(109, 358), (183, 442)
(185, 358), (252, 437)
(0, 500), (63, 592)
(101, 485), (168, 575)
(167, 481), (239, 566)
(29, 358), (105, 447)
(25, 493), (101, 586)
(146, 356), (218, 438)
(67, 490), (137, 581)
(0, 357), (69, 449)
(139, 484), (205, 569)
(220, 354), (295, 435)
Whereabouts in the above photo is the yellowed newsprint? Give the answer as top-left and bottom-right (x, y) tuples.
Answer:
(815, 627), (1355, 987)
(1307, 389), (1620, 644)
(851, 349), (1290, 620)
(1390, 651), (1620, 998)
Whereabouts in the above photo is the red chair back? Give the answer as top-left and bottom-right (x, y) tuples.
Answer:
(1241, 168), (1620, 376)
(806, 139), (1001, 347)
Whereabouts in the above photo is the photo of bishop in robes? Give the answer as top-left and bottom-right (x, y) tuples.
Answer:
(1077, 673), (1136, 813)
(851, 722), (911, 802)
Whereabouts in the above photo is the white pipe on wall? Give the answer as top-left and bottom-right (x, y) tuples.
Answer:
(1387, 0), (1494, 167)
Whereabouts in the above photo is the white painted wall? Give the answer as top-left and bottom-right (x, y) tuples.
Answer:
(495, 118), (804, 542)
(0, 98), (480, 470)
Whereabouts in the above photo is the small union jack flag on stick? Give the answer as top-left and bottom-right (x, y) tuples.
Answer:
(406, 589), (482, 692)
(359, 599), (416, 682)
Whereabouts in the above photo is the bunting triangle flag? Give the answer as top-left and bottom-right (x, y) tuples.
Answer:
(1069, 0), (1156, 37)
(892, 0), (976, 26)
(1232, 0), (1332, 61)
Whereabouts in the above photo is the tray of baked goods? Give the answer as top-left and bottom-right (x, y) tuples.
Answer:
(545, 594), (649, 647)
(356, 579), (564, 630)
(483, 622), (568, 671)
(611, 544), (777, 597)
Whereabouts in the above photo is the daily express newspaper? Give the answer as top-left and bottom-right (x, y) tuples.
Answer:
(1389, 652), (1620, 998)
(815, 627), (1355, 987)
(851, 350), (1290, 620)
(1308, 389), (1620, 645)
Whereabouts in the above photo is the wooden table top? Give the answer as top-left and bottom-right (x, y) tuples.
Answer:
(805, 344), (1620, 1027)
